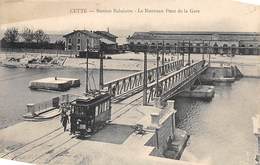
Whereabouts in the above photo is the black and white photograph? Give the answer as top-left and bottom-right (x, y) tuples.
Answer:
(0, 0), (260, 164)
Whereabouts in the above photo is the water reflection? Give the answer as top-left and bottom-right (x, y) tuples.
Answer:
(177, 79), (260, 165)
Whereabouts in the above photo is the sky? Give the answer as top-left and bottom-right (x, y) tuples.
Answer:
(0, 0), (260, 41)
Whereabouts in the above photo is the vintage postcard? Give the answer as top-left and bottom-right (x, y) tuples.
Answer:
(0, 0), (260, 165)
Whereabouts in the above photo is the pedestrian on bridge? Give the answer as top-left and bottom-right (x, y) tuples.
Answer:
(112, 85), (116, 96)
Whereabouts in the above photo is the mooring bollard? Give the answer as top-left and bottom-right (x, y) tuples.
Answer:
(167, 100), (177, 138)
(151, 113), (160, 128)
(27, 103), (36, 117)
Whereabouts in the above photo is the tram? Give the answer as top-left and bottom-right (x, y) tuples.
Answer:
(70, 91), (111, 136)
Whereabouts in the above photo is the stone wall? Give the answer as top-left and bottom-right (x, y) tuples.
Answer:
(145, 100), (176, 157)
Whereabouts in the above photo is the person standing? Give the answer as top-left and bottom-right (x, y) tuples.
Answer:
(70, 113), (76, 135)
(61, 113), (69, 132)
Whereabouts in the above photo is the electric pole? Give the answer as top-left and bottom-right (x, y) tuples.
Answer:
(85, 39), (89, 94)
(156, 43), (160, 97)
(188, 40), (191, 65)
(99, 43), (104, 90)
(143, 44), (148, 105)
(202, 40), (205, 60)
(181, 41), (185, 64)
(162, 40), (165, 75)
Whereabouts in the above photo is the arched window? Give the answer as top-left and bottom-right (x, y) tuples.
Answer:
(213, 43), (218, 54)
(231, 44), (236, 55)
(249, 45), (254, 55)
(239, 45), (245, 55)
(223, 44), (228, 54)
(196, 43), (200, 53)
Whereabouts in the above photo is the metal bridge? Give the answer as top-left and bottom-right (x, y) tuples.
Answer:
(145, 60), (207, 103)
(103, 59), (184, 102)
(103, 58), (208, 105)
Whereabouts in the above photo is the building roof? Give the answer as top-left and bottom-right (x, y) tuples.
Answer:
(100, 38), (116, 45)
(128, 31), (260, 41)
(149, 31), (260, 36)
(95, 31), (118, 39)
(63, 30), (101, 38)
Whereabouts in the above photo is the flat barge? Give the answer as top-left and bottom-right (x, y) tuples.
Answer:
(29, 77), (80, 91)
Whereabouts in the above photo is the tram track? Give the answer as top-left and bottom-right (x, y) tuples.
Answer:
(29, 136), (78, 163)
(37, 94), (144, 164)
(10, 131), (65, 160)
(1, 126), (62, 158)
(29, 93), (144, 163)
(11, 132), (74, 163)
(34, 138), (81, 164)
(2, 87), (146, 163)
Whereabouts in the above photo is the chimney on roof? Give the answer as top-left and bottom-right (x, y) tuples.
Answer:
(107, 27), (109, 33)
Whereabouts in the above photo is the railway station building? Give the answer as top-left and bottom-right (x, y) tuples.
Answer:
(63, 30), (118, 53)
(127, 31), (260, 55)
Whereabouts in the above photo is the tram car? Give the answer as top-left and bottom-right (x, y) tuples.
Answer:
(70, 92), (111, 136)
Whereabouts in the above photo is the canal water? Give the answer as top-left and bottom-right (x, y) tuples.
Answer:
(0, 66), (259, 165)
(0, 67), (135, 129)
(177, 78), (260, 165)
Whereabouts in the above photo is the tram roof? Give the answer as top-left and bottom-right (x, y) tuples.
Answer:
(71, 92), (110, 106)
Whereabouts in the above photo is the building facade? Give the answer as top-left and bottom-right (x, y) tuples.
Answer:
(63, 30), (101, 51)
(127, 31), (260, 55)
(63, 30), (120, 54)
(94, 31), (118, 43)
(94, 30), (118, 53)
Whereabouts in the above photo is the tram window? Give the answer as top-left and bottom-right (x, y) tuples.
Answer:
(106, 101), (110, 110)
(105, 102), (107, 111)
(102, 103), (105, 112)
(105, 102), (107, 110)
(98, 105), (101, 114)
(95, 106), (99, 116)
(101, 103), (104, 113)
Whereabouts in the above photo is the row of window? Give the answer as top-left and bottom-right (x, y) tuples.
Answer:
(131, 42), (260, 48)
(68, 38), (81, 44)
(72, 100), (110, 117)
(68, 38), (96, 51)
(95, 100), (110, 117)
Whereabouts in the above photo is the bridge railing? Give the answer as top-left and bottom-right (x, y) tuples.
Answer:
(146, 60), (207, 103)
(103, 59), (184, 98)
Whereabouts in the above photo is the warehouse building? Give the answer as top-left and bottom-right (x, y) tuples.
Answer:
(127, 31), (260, 55)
